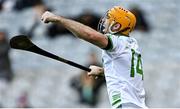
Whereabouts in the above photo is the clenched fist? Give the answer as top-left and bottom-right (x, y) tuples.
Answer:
(41, 11), (59, 23)
(88, 65), (104, 77)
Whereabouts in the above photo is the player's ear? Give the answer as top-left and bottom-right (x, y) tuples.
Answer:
(110, 22), (121, 33)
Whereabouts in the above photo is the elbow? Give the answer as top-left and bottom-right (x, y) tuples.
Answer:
(88, 34), (96, 41)
(82, 30), (97, 41)
(88, 33), (108, 49)
(87, 32), (99, 42)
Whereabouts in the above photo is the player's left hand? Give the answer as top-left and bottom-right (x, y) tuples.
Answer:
(88, 65), (104, 77)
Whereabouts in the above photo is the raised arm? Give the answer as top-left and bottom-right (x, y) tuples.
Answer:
(41, 11), (108, 49)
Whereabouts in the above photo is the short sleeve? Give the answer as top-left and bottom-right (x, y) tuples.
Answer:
(104, 34), (119, 51)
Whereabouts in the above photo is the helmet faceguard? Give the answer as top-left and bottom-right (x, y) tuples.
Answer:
(97, 12), (108, 34)
(97, 6), (136, 36)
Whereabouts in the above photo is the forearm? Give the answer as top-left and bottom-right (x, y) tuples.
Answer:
(54, 16), (107, 48)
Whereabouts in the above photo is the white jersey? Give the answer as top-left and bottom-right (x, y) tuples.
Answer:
(102, 34), (146, 108)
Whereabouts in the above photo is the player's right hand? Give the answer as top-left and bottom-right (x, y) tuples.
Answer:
(41, 11), (59, 23)
(88, 65), (104, 77)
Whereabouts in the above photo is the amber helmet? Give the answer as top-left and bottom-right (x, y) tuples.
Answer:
(98, 6), (136, 36)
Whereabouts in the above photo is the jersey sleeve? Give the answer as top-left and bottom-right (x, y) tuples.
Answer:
(104, 34), (123, 52)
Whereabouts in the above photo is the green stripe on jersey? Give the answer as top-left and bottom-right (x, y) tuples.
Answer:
(112, 93), (121, 106)
(112, 99), (121, 106)
(104, 34), (113, 51)
(108, 35), (113, 50)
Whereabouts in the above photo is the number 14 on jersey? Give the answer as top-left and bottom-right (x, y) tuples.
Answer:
(130, 49), (144, 80)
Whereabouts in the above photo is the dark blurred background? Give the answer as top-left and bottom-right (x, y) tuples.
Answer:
(0, 0), (180, 108)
